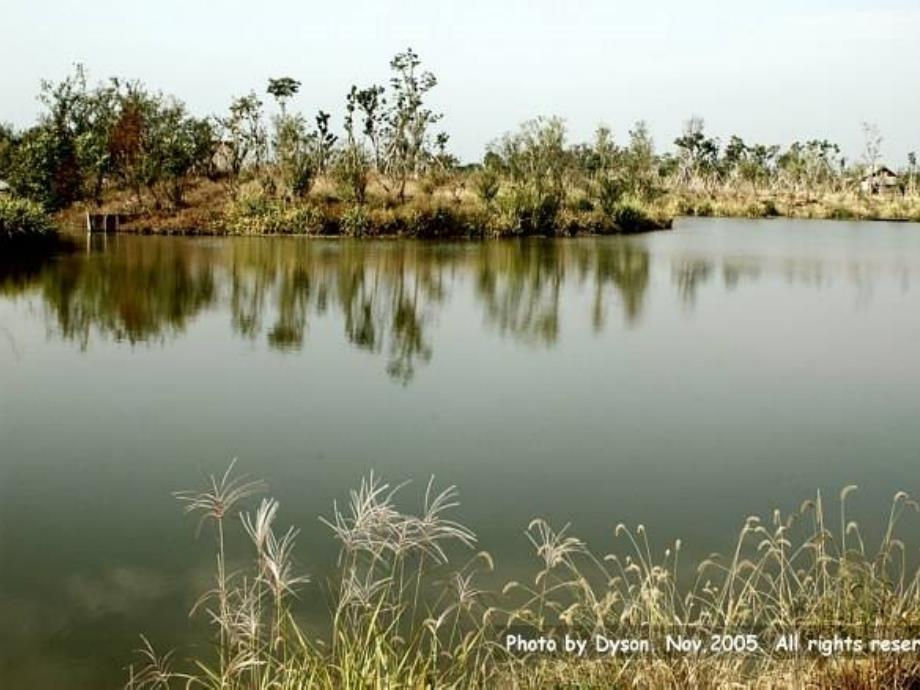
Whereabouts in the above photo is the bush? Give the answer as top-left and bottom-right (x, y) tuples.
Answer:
(0, 196), (58, 248)
(404, 205), (475, 238)
(762, 198), (780, 217)
(611, 198), (665, 233)
(473, 167), (500, 206)
(502, 188), (562, 235)
(223, 190), (325, 234)
(340, 204), (370, 236)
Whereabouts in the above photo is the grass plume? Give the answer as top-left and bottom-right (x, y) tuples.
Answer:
(127, 466), (920, 688)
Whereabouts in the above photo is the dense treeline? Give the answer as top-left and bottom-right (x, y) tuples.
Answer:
(1, 51), (918, 235)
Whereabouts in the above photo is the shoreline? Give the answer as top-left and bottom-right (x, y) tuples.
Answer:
(49, 179), (920, 240)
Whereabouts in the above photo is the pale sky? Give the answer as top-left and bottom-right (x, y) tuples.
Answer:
(2, 0), (918, 164)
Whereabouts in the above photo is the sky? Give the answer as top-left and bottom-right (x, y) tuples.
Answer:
(2, 0), (918, 164)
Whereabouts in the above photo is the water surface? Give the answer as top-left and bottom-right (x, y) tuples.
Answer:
(2, 218), (920, 687)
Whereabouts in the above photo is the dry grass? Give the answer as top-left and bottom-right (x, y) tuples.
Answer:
(51, 172), (920, 241)
(125, 466), (920, 689)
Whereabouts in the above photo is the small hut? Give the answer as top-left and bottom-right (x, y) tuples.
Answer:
(860, 166), (900, 195)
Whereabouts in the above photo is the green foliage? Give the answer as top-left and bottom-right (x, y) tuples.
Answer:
(148, 102), (214, 206)
(0, 197), (57, 247)
(593, 174), (627, 215)
(382, 48), (442, 200)
(8, 125), (81, 210)
(491, 117), (571, 234)
(343, 49), (445, 202)
(266, 76), (301, 115)
(777, 139), (844, 194)
(473, 165), (500, 206)
(0, 123), (14, 179)
(610, 198), (660, 232)
(223, 190), (324, 234)
(333, 147), (370, 204)
(502, 186), (562, 235)
(340, 204), (370, 235)
(623, 121), (659, 200)
(219, 93), (267, 180)
(272, 113), (316, 199)
(6, 56), (916, 233)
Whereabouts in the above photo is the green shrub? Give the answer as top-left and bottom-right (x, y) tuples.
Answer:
(502, 188), (562, 235)
(340, 204), (370, 236)
(572, 196), (594, 212)
(0, 196), (58, 248)
(611, 198), (664, 233)
(593, 174), (627, 215)
(223, 191), (324, 234)
(473, 167), (500, 206)
(405, 205), (474, 238)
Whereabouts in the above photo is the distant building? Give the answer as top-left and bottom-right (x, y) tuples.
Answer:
(0, 179), (11, 196)
(860, 166), (900, 195)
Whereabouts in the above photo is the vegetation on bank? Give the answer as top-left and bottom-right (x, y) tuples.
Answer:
(126, 464), (920, 689)
(0, 196), (58, 249)
(2, 54), (919, 239)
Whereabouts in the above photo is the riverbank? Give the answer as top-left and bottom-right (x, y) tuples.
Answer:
(125, 467), (920, 689)
(54, 176), (672, 237)
(51, 177), (920, 239)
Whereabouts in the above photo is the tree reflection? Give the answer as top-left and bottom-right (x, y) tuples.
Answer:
(2, 239), (216, 347)
(2, 236), (656, 382)
(474, 239), (651, 341)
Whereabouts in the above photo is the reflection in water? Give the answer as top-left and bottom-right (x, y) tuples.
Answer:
(1, 241), (217, 347)
(4, 220), (920, 690)
(3, 225), (917, 381)
(1, 238), (653, 382)
(672, 258), (713, 306)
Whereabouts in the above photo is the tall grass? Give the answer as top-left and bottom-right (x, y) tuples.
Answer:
(126, 466), (920, 688)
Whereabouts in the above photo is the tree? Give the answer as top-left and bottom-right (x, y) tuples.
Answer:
(720, 135), (778, 192)
(382, 48), (442, 201)
(273, 113), (316, 199)
(108, 84), (150, 204)
(8, 65), (93, 209)
(353, 85), (386, 170)
(624, 121), (657, 200)
(314, 110), (337, 173)
(220, 93), (267, 182)
(266, 77), (301, 117)
(491, 117), (570, 233)
(0, 123), (14, 180)
(337, 87), (371, 203)
(674, 116), (719, 187)
(8, 125), (80, 209)
(148, 101), (214, 206)
(106, 82), (213, 208)
(74, 79), (119, 205)
(778, 140), (842, 198)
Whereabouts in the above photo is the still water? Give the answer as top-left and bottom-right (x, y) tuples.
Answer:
(2, 217), (920, 687)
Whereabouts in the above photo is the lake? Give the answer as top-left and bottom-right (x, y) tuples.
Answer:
(2, 217), (920, 688)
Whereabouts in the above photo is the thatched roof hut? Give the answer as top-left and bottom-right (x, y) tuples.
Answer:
(860, 166), (900, 194)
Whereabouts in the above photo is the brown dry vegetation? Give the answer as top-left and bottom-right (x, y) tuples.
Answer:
(52, 173), (920, 241)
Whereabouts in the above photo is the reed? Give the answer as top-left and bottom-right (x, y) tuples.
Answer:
(126, 466), (920, 689)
